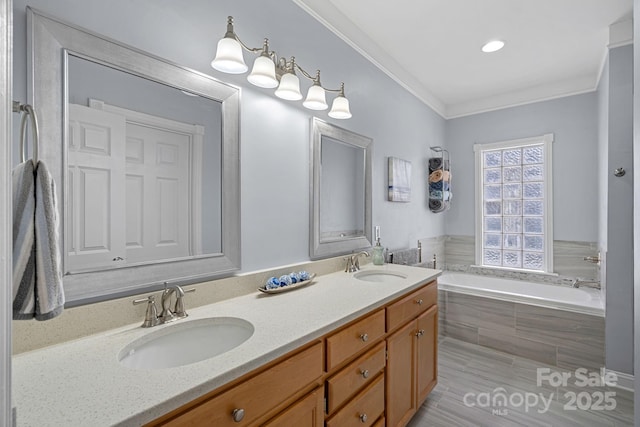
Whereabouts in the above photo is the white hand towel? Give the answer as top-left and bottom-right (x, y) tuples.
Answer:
(33, 160), (64, 320)
(12, 160), (36, 319)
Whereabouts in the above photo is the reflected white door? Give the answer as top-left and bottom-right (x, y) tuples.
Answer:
(124, 123), (190, 263)
(67, 104), (126, 271)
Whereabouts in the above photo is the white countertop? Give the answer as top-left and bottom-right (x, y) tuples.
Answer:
(12, 264), (440, 427)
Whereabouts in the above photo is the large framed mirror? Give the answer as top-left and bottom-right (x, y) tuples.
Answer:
(310, 118), (372, 259)
(28, 8), (241, 303)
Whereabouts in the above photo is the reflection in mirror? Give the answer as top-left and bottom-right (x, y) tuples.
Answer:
(310, 118), (372, 259)
(29, 8), (240, 303)
(66, 55), (222, 272)
(320, 136), (365, 241)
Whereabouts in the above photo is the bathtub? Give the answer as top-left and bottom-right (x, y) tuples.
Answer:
(437, 271), (605, 369)
(438, 272), (604, 317)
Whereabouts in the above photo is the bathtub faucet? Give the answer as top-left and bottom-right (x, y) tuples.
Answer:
(570, 278), (600, 289)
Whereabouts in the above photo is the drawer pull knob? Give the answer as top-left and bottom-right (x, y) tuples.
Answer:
(416, 299), (423, 305)
(415, 329), (425, 337)
(360, 369), (370, 379)
(359, 413), (368, 423)
(360, 333), (369, 342)
(232, 408), (245, 422)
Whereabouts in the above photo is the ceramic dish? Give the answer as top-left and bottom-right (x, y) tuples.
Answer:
(258, 273), (317, 294)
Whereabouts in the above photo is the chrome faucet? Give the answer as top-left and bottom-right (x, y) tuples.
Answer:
(570, 278), (601, 289)
(345, 251), (370, 273)
(133, 284), (195, 328)
(160, 284), (196, 322)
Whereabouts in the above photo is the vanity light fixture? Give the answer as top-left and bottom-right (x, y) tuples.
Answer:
(481, 40), (505, 53)
(211, 16), (352, 119)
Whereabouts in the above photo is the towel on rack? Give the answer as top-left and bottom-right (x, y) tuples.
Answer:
(428, 158), (443, 171)
(441, 170), (451, 182)
(429, 170), (443, 182)
(429, 190), (443, 199)
(12, 160), (36, 319)
(429, 180), (443, 191)
(33, 160), (64, 320)
(429, 199), (443, 211)
(391, 248), (419, 266)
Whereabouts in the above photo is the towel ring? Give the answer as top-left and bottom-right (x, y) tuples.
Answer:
(13, 101), (40, 163)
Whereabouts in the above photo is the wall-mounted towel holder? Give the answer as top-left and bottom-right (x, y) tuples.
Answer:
(12, 101), (40, 163)
(428, 146), (451, 213)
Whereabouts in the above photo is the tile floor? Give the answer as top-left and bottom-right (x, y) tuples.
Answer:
(408, 337), (633, 426)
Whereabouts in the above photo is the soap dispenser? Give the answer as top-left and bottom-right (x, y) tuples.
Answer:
(372, 226), (384, 265)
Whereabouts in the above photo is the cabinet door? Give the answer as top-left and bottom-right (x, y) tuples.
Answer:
(385, 320), (417, 427)
(264, 387), (324, 427)
(416, 305), (438, 405)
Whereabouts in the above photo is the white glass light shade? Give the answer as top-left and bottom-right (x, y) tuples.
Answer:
(328, 96), (352, 119)
(274, 73), (302, 100)
(211, 37), (248, 74)
(247, 56), (278, 88)
(303, 85), (328, 110)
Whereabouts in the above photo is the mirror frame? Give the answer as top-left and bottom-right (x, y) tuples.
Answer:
(28, 7), (241, 303)
(310, 117), (372, 259)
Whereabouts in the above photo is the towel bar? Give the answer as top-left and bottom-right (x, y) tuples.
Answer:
(12, 101), (39, 163)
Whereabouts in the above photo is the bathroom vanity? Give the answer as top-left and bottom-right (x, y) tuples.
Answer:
(147, 272), (437, 427)
(12, 265), (439, 427)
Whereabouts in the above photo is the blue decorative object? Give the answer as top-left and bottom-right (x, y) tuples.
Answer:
(298, 271), (310, 281)
(289, 272), (299, 283)
(265, 277), (280, 290)
(279, 274), (292, 287)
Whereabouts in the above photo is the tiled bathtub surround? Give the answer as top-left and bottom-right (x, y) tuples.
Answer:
(443, 235), (600, 284)
(439, 290), (605, 371)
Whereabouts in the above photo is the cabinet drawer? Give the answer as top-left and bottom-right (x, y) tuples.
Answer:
(326, 309), (385, 371)
(372, 417), (385, 427)
(326, 341), (386, 414)
(386, 281), (436, 332)
(263, 386), (324, 427)
(161, 342), (323, 426)
(326, 374), (385, 427)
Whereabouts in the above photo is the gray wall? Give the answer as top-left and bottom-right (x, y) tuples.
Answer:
(444, 92), (599, 242)
(12, 0), (446, 272)
(602, 44), (634, 375)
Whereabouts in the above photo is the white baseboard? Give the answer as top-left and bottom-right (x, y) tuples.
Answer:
(604, 368), (634, 392)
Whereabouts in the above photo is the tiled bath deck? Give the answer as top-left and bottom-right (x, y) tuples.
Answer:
(438, 290), (604, 370)
(409, 337), (633, 426)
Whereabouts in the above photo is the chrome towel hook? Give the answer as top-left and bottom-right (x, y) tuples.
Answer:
(12, 101), (40, 163)
(614, 167), (626, 177)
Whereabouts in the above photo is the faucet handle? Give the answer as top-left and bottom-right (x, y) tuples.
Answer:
(174, 287), (195, 318)
(345, 256), (356, 273)
(133, 295), (160, 328)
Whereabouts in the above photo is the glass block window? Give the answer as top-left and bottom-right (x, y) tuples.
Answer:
(474, 135), (553, 272)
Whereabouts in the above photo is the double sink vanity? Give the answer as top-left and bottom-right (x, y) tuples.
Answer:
(12, 264), (439, 427)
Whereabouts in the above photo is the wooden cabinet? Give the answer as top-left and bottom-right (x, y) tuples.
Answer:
(326, 309), (385, 371)
(386, 320), (418, 426)
(149, 279), (437, 427)
(386, 282), (438, 427)
(326, 374), (385, 427)
(263, 387), (324, 427)
(417, 305), (438, 404)
(150, 342), (323, 426)
(326, 341), (386, 413)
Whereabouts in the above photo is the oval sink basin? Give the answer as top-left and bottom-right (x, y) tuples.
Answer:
(354, 270), (408, 283)
(118, 317), (254, 370)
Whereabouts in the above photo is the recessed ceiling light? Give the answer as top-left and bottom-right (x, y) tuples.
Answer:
(482, 40), (505, 53)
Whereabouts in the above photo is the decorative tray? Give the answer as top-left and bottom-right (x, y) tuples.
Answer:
(258, 273), (317, 294)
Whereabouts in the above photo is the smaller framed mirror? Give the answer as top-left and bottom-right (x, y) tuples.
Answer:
(310, 118), (372, 259)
